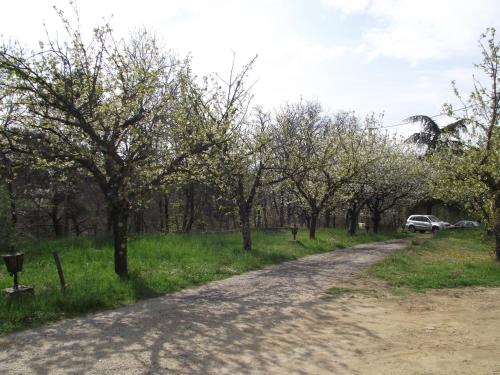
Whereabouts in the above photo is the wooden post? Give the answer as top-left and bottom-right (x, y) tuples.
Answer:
(52, 252), (66, 291)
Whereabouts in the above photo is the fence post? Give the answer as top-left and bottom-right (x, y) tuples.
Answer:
(52, 252), (66, 291)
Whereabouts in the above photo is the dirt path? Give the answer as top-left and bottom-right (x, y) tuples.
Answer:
(1, 238), (498, 374)
(334, 285), (500, 375)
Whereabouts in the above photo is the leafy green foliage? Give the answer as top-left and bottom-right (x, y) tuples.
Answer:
(405, 115), (466, 153)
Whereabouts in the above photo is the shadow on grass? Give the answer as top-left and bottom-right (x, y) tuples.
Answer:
(128, 271), (163, 300)
(92, 235), (114, 250)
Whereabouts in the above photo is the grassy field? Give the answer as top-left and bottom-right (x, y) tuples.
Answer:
(0, 228), (406, 335)
(369, 228), (500, 290)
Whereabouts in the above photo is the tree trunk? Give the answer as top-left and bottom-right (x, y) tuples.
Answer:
(347, 208), (358, 236)
(325, 209), (331, 228)
(182, 184), (195, 233)
(240, 205), (252, 251)
(158, 196), (164, 231)
(309, 210), (319, 239)
(279, 191), (285, 227)
(134, 209), (145, 234)
(106, 207), (113, 234)
(6, 180), (17, 225)
(495, 218), (500, 262)
(494, 194), (500, 261)
(347, 216), (357, 235)
(236, 166), (262, 250)
(51, 215), (63, 238)
(94, 199), (101, 241)
(163, 194), (169, 233)
(110, 200), (129, 277)
(286, 204), (292, 226)
(70, 213), (82, 236)
(63, 205), (69, 237)
(495, 229), (500, 262)
(372, 210), (382, 233)
(302, 210), (311, 230)
(262, 196), (269, 228)
(50, 196), (63, 238)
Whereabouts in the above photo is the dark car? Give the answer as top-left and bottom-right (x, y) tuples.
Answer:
(452, 220), (480, 228)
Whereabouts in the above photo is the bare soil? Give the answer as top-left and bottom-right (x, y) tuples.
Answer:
(1, 238), (499, 374)
(308, 279), (500, 375)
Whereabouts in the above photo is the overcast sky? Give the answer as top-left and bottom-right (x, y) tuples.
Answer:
(1, 0), (498, 135)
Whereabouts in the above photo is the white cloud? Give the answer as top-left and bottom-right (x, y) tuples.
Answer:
(323, 0), (500, 62)
(321, 0), (371, 14)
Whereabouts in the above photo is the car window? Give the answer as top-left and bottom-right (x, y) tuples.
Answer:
(428, 215), (439, 222)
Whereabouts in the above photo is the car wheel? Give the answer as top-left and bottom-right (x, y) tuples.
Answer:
(408, 226), (416, 233)
(432, 226), (439, 234)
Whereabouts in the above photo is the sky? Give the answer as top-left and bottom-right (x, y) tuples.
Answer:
(1, 0), (498, 136)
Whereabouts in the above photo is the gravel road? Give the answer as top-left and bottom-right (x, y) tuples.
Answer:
(0, 239), (409, 374)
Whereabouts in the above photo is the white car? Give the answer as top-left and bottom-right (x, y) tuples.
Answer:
(405, 215), (451, 233)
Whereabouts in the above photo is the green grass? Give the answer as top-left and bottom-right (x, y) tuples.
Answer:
(0, 228), (407, 335)
(369, 228), (500, 291)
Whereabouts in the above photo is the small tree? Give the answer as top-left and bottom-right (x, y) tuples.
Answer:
(203, 106), (272, 250)
(364, 138), (429, 233)
(341, 183), (368, 235)
(274, 102), (369, 239)
(431, 28), (499, 260)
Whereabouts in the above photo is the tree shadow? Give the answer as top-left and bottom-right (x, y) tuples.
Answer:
(128, 271), (163, 300)
(0, 239), (409, 374)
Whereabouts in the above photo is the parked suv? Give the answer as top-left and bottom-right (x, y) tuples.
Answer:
(405, 215), (450, 233)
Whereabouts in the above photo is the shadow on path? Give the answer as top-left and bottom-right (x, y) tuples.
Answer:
(0, 239), (409, 374)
